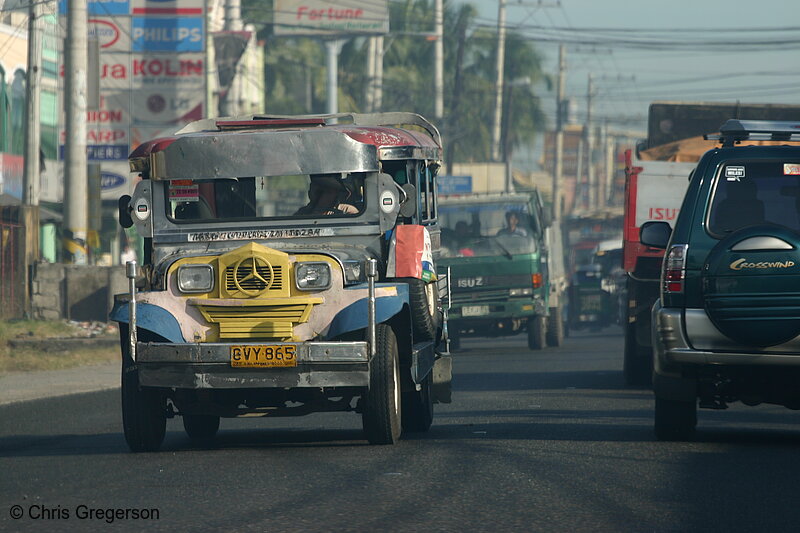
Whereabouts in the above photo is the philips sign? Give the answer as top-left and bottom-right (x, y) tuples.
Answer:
(132, 17), (204, 52)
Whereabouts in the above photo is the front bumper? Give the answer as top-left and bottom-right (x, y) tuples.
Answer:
(135, 341), (370, 389)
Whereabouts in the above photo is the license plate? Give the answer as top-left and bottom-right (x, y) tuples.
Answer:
(230, 345), (298, 368)
(462, 305), (489, 317)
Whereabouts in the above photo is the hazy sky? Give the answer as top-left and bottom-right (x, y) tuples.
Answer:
(461, 0), (800, 134)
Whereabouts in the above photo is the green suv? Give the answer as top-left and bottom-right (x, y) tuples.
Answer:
(642, 120), (800, 440)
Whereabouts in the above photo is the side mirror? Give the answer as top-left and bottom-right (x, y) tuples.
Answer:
(640, 221), (671, 249)
(541, 205), (554, 228)
(118, 195), (133, 228)
(399, 183), (417, 218)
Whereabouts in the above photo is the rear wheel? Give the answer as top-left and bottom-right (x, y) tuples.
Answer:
(402, 372), (434, 433)
(183, 415), (220, 441)
(405, 278), (440, 341)
(654, 396), (697, 441)
(527, 315), (546, 350)
(362, 324), (402, 444)
(121, 343), (167, 453)
(546, 306), (564, 347)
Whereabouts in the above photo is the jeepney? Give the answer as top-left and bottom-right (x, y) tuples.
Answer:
(112, 113), (451, 452)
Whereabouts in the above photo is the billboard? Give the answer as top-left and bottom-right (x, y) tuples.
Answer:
(273, 0), (389, 36)
(132, 16), (204, 52)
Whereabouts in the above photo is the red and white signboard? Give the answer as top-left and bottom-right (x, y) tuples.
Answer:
(274, 0), (389, 36)
(130, 53), (205, 89)
(131, 0), (205, 15)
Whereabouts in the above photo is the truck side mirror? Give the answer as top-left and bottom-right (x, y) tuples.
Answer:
(541, 205), (554, 228)
(640, 221), (671, 249)
(399, 183), (417, 218)
(118, 195), (133, 228)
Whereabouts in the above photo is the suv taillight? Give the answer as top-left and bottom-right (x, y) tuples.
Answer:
(663, 244), (688, 294)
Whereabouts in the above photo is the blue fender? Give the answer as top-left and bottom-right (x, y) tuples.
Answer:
(110, 301), (185, 343)
(326, 283), (409, 340)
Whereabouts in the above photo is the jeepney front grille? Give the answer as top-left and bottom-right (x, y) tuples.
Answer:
(195, 300), (321, 341)
(225, 265), (284, 293)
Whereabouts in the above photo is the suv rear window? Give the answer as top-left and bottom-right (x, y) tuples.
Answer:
(708, 160), (800, 236)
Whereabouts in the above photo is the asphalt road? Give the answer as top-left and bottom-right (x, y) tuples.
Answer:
(3, 327), (800, 532)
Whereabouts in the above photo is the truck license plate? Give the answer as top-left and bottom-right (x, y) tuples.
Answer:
(230, 345), (298, 368)
(462, 305), (489, 317)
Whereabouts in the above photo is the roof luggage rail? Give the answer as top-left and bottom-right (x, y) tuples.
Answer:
(705, 119), (800, 147)
(176, 112), (442, 146)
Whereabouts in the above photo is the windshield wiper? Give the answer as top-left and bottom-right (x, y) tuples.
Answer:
(493, 239), (513, 260)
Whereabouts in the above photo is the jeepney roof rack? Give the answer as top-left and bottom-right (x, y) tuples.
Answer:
(176, 112), (442, 147)
(705, 119), (800, 147)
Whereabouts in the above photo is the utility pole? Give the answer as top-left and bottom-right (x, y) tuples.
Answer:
(324, 39), (345, 114)
(365, 37), (376, 112)
(490, 0), (507, 162)
(552, 44), (565, 223)
(23, 0), (43, 207)
(434, 0), (444, 120)
(64, 0), (89, 264)
(374, 35), (384, 111)
(585, 72), (595, 212)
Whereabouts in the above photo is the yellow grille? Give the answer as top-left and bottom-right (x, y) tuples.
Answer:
(193, 298), (322, 341)
(225, 265), (284, 292)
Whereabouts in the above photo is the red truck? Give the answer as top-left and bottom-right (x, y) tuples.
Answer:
(621, 101), (800, 385)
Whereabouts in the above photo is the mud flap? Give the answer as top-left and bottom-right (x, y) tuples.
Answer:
(432, 354), (452, 404)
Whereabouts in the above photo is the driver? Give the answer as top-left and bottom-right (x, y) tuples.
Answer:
(496, 211), (528, 237)
(295, 174), (358, 216)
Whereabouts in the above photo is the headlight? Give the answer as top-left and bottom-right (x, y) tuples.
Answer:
(342, 260), (363, 284)
(510, 288), (533, 296)
(295, 262), (332, 290)
(177, 264), (214, 293)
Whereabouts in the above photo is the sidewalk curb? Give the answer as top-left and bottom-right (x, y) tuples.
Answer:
(0, 362), (120, 406)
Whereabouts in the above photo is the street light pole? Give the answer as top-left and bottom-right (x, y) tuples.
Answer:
(23, 0), (43, 207)
(64, 0), (89, 264)
(490, 0), (506, 162)
(434, 0), (444, 120)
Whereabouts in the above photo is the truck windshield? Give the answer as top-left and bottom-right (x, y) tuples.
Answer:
(439, 203), (537, 258)
(165, 173), (366, 223)
(708, 161), (800, 236)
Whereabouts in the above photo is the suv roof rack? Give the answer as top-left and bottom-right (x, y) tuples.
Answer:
(705, 119), (800, 147)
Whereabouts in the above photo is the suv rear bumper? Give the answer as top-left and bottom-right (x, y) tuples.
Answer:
(654, 304), (800, 367)
(135, 341), (370, 389)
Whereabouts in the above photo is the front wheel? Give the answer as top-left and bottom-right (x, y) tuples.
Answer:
(183, 415), (220, 441)
(654, 396), (697, 441)
(362, 324), (402, 444)
(527, 315), (546, 350)
(121, 350), (167, 453)
(546, 306), (564, 347)
(402, 372), (434, 433)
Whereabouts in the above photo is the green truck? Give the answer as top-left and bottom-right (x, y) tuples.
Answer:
(438, 191), (566, 350)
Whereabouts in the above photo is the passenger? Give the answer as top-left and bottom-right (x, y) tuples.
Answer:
(496, 211), (528, 237)
(295, 174), (358, 216)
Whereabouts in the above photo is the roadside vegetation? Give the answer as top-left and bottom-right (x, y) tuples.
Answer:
(0, 320), (119, 374)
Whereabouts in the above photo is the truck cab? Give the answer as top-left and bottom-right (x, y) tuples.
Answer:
(437, 191), (564, 350)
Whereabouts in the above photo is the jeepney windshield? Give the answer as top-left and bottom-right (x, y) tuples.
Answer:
(439, 202), (537, 258)
(165, 173), (366, 222)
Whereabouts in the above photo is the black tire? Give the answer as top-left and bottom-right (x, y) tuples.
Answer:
(527, 315), (546, 350)
(654, 396), (697, 441)
(546, 306), (564, 347)
(623, 320), (652, 386)
(405, 278), (439, 341)
(183, 415), (220, 441)
(362, 324), (402, 444)
(402, 372), (434, 433)
(121, 343), (166, 453)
